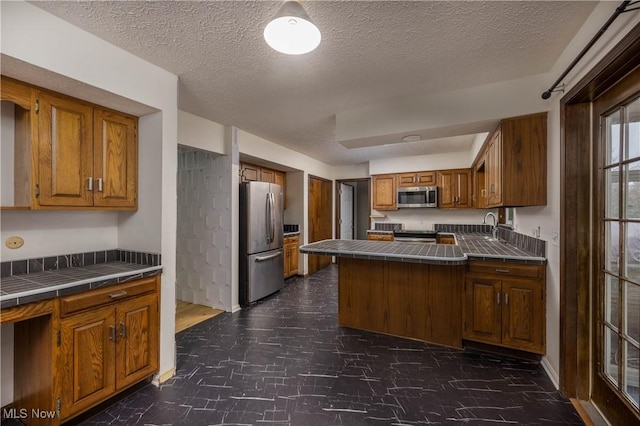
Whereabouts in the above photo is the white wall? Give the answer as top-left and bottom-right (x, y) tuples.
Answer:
(178, 110), (226, 155)
(373, 209), (494, 232)
(513, 2), (639, 386)
(1, 0), (178, 391)
(370, 151), (475, 175)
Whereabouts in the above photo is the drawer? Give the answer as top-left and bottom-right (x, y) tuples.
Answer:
(466, 261), (543, 279)
(368, 234), (394, 241)
(60, 277), (157, 317)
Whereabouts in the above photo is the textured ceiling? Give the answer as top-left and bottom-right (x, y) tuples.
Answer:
(30, 1), (598, 165)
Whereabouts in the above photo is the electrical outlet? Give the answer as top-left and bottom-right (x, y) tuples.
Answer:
(5, 236), (24, 249)
(552, 231), (560, 247)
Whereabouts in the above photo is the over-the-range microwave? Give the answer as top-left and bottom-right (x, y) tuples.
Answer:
(397, 186), (438, 208)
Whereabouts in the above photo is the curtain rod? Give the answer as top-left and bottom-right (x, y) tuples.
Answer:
(541, 0), (637, 99)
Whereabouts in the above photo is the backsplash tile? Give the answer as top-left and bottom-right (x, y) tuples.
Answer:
(0, 249), (162, 279)
(434, 223), (546, 258)
(374, 222), (404, 231)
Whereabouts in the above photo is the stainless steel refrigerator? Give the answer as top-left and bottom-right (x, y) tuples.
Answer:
(239, 181), (284, 305)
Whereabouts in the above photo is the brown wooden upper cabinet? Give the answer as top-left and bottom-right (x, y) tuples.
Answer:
(437, 169), (472, 209)
(479, 113), (547, 207)
(397, 171), (436, 187)
(38, 92), (138, 209)
(1, 76), (138, 210)
(372, 174), (397, 210)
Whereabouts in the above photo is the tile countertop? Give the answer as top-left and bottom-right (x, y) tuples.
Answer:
(300, 232), (547, 265)
(0, 261), (162, 309)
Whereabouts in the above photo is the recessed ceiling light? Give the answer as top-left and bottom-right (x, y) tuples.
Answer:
(401, 135), (421, 142)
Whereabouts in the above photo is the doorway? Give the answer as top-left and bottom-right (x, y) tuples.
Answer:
(560, 23), (640, 425)
(308, 175), (333, 274)
(336, 178), (371, 240)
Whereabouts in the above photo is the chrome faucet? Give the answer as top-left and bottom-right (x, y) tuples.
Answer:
(483, 212), (498, 239)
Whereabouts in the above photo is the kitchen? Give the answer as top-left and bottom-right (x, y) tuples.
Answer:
(1, 1), (639, 425)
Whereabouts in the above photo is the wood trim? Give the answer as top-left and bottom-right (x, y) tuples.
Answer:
(0, 299), (53, 325)
(559, 20), (640, 416)
(562, 22), (640, 104)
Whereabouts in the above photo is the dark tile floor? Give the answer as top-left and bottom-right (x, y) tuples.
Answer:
(82, 265), (582, 425)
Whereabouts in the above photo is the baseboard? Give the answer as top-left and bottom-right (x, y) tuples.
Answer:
(153, 367), (175, 385)
(231, 304), (241, 312)
(541, 356), (559, 389)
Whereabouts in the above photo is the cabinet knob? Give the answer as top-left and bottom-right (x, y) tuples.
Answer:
(497, 293), (501, 305)
(119, 322), (127, 339)
(109, 325), (116, 341)
(97, 178), (103, 192)
(87, 177), (93, 191)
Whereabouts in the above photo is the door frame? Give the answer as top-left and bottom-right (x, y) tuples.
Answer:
(335, 178), (371, 240)
(560, 21), (640, 423)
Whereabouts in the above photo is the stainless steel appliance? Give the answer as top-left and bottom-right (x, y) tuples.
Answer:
(397, 186), (438, 208)
(239, 181), (284, 305)
(393, 230), (438, 243)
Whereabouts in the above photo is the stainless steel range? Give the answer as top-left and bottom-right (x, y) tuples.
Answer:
(393, 230), (438, 243)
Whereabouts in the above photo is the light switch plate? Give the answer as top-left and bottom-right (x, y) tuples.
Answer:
(6, 236), (24, 249)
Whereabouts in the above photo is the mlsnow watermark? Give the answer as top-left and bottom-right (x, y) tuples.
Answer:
(3, 407), (57, 419)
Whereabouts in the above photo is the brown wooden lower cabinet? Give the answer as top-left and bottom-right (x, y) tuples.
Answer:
(2, 276), (160, 425)
(59, 279), (159, 421)
(367, 233), (394, 241)
(284, 235), (299, 278)
(463, 261), (546, 354)
(338, 257), (463, 348)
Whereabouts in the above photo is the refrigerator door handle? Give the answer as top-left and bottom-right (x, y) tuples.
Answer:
(269, 192), (275, 243)
(255, 251), (282, 262)
(266, 193), (271, 244)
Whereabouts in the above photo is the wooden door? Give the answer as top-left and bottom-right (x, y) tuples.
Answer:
(463, 277), (502, 344)
(308, 175), (332, 274)
(437, 170), (455, 208)
(60, 306), (116, 420)
(115, 294), (159, 390)
(455, 169), (473, 208)
(37, 91), (94, 207)
(372, 174), (397, 210)
(502, 279), (545, 353)
(93, 108), (137, 208)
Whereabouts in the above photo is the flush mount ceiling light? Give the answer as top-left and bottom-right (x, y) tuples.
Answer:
(264, 1), (321, 55)
(401, 135), (422, 142)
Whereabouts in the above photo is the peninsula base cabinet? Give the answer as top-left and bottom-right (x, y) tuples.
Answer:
(463, 261), (546, 354)
(284, 235), (299, 278)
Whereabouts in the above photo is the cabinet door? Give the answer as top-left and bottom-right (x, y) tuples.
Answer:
(240, 163), (260, 182)
(397, 173), (417, 187)
(260, 168), (275, 183)
(60, 306), (116, 420)
(437, 170), (455, 208)
(416, 171), (436, 186)
(289, 242), (299, 275)
(38, 91), (94, 207)
(463, 278), (502, 344)
(93, 108), (137, 209)
(455, 169), (473, 208)
(502, 280), (545, 353)
(115, 293), (159, 390)
(274, 171), (286, 209)
(372, 174), (397, 210)
(487, 131), (503, 207)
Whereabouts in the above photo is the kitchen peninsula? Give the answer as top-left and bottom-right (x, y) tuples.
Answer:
(300, 228), (547, 354)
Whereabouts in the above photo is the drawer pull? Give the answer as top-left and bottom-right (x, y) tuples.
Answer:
(495, 269), (510, 273)
(119, 323), (127, 339)
(109, 290), (129, 299)
(109, 325), (116, 341)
